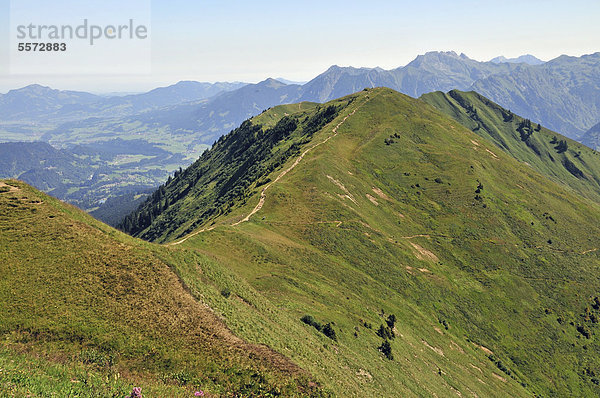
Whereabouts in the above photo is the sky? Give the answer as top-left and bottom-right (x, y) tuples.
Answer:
(0, 0), (598, 93)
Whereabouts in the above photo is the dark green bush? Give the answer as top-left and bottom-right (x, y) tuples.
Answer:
(301, 314), (323, 332)
(379, 340), (393, 360)
(386, 314), (396, 329)
(322, 323), (337, 341)
(376, 324), (394, 340)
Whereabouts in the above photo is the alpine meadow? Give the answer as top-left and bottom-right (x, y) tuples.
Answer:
(2, 1), (600, 397)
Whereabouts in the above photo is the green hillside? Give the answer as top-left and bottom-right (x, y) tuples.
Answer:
(8, 87), (600, 397)
(420, 90), (600, 204)
(0, 180), (323, 397)
(0, 181), (529, 396)
(119, 88), (600, 396)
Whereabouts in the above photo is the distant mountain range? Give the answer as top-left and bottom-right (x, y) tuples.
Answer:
(0, 81), (246, 123)
(2, 52), (598, 143)
(297, 52), (599, 138)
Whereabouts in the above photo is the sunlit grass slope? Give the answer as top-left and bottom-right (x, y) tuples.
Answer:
(0, 179), (324, 397)
(164, 88), (600, 397)
(421, 89), (600, 204)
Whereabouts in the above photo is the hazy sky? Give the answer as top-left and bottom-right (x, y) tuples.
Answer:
(0, 0), (598, 93)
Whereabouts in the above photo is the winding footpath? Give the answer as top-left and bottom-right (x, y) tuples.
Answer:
(232, 107), (359, 226)
(169, 95), (374, 246)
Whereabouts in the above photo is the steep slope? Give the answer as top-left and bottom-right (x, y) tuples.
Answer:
(0, 179), (530, 396)
(118, 99), (335, 241)
(421, 90), (600, 203)
(123, 88), (600, 396)
(581, 121), (600, 150)
(0, 180), (324, 397)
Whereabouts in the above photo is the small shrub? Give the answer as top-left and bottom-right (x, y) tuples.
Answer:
(376, 324), (394, 340)
(386, 314), (396, 329)
(322, 323), (337, 341)
(379, 340), (393, 360)
(475, 182), (484, 193)
(221, 288), (231, 298)
(577, 324), (591, 339)
(555, 140), (568, 154)
(301, 315), (323, 331)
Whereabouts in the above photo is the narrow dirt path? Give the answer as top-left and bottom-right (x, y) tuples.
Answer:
(168, 94), (376, 246)
(169, 225), (216, 246)
(231, 106), (361, 226)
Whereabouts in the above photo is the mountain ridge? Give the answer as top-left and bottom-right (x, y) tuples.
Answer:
(7, 88), (600, 395)
(120, 87), (600, 396)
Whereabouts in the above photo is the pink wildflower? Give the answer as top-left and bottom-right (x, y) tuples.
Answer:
(127, 387), (142, 398)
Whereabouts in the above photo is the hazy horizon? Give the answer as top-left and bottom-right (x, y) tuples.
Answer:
(1, 0), (598, 93)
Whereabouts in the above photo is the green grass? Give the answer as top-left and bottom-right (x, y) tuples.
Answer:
(6, 87), (600, 396)
(421, 89), (600, 204)
(0, 180), (324, 397)
(156, 88), (600, 396)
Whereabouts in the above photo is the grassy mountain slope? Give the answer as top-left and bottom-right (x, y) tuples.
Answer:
(421, 90), (600, 204)
(118, 100), (332, 241)
(122, 88), (600, 396)
(0, 182), (527, 396)
(0, 180), (325, 397)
